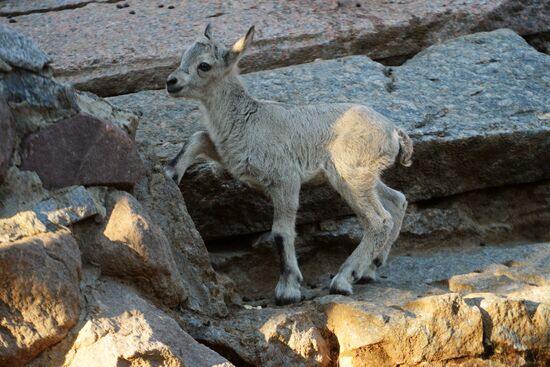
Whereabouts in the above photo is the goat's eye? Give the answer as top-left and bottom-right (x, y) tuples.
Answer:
(198, 62), (211, 72)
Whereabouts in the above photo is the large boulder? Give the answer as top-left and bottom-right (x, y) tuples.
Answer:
(43, 279), (233, 367)
(0, 231), (81, 367)
(133, 155), (230, 316)
(74, 189), (187, 308)
(110, 29), (550, 240)
(20, 114), (144, 189)
(2, 1), (549, 95)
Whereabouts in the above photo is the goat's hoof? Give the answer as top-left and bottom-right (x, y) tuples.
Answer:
(329, 275), (353, 296)
(356, 275), (375, 284)
(275, 289), (302, 306)
(356, 267), (377, 284)
(275, 280), (302, 306)
(276, 294), (301, 306)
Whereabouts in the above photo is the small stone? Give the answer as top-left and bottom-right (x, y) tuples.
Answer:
(168, 5), (174, 9)
(129, 10), (135, 14)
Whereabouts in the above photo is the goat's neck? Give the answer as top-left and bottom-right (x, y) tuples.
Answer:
(201, 74), (257, 140)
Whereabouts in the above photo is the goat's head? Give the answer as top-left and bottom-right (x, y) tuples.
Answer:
(166, 24), (255, 100)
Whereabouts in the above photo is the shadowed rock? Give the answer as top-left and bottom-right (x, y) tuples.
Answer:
(0, 96), (15, 183)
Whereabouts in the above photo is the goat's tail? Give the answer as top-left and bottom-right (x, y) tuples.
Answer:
(396, 128), (413, 167)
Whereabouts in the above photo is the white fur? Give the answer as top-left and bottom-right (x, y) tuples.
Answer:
(165, 25), (413, 304)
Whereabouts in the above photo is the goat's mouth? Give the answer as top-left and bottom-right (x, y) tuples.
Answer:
(166, 85), (184, 95)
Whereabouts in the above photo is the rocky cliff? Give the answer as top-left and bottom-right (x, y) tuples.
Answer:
(1, 1), (549, 366)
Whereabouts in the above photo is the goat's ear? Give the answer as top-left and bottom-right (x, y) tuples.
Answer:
(225, 25), (255, 67)
(204, 23), (212, 40)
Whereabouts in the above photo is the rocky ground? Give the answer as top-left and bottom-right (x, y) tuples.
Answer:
(1, 1), (550, 366)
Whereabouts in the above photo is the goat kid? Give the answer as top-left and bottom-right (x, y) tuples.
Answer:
(165, 24), (413, 305)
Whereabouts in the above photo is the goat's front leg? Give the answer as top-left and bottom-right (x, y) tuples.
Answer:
(164, 131), (221, 184)
(268, 179), (303, 305)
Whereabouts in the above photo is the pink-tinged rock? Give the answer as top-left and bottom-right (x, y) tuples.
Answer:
(0, 96), (15, 183)
(20, 114), (144, 189)
(2, 0), (548, 96)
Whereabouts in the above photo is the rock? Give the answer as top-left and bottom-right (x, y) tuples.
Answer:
(75, 91), (139, 139)
(0, 24), (51, 73)
(20, 114), (144, 189)
(0, 231), (81, 367)
(324, 294), (484, 366)
(3, 1), (549, 95)
(1, 70), (79, 138)
(182, 242), (550, 366)
(0, 176), (101, 244)
(60, 279), (233, 367)
(0, 0), (115, 16)
(525, 32), (550, 54)
(110, 29), (550, 241)
(74, 190), (187, 308)
(0, 96), (15, 183)
(133, 155), (229, 316)
(260, 310), (331, 367)
(477, 295), (550, 360)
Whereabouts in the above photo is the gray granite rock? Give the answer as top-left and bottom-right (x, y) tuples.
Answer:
(110, 29), (550, 240)
(3, 0), (549, 96)
(0, 179), (101, 243)
(0, 24), (51, 73)
(133, 155), (230, 317)
(73, 190), (187, 309)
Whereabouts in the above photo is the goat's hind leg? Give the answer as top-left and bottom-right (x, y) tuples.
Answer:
(164, 131), (221, 184)
(327, 171), (393, 295)
(268, 179), (304, 305)
(359, 181), (407, 283)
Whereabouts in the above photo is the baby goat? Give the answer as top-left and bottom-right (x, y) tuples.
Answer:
(165, 25), (413, 305)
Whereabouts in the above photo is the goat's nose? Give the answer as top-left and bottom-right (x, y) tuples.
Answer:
(166, 77), (178, 87)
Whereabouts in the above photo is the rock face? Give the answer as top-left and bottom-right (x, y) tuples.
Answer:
(0, 231), (81, 367)
(20, 114), (144, 189)
(58, 279), (233, 367)
(2, 0), (549, 95)
(75, 190), (187, 308)
(0, 96), (15, 183)
(181, 242), (550, 366)
(0, 186), (98, 242)
(110, 29), (550, 241)
(133, 156), (230, 316)
(325, 294), (484, 366)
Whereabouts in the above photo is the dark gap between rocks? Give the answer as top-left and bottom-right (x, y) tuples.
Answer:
(196, 340), (255, 367)
(523, 32), (550, 55)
